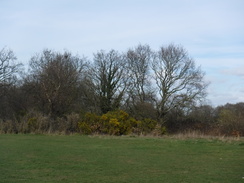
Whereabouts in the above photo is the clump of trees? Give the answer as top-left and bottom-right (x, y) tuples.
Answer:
(0, 44), (243, 136)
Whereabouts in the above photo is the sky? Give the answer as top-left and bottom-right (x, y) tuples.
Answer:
(0, 0), (243, 106)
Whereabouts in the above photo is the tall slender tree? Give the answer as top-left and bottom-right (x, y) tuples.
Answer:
(126, 44), (153, 103)
(92, 50), (127, 114)
(0, 47), (22, 121)
(125, 44), (156, 119)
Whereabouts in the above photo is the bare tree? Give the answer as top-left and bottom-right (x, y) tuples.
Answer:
(27, 49), (87, 117)
(152, 44), (208, 123)
(126, 44), (153, 103)
(0, 47), (22, 120)
(92, 50), (127, 114)
(0, 47), (21, 89)
(125, 44), (156, 119)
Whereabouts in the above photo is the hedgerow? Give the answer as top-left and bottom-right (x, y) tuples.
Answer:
(0, 109), (165, 136)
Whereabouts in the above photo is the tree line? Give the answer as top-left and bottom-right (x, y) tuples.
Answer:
(0, 45), (243, 136)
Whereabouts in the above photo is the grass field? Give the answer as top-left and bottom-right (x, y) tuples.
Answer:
(0, 134), (243, 183)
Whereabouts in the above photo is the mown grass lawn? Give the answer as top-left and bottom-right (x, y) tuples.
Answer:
(0, 134), (243, 183)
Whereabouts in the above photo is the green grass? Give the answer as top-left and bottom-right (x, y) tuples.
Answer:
(0, 134), (243, 183)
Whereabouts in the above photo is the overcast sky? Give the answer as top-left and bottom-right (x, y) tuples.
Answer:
(1, 0), (243, 106)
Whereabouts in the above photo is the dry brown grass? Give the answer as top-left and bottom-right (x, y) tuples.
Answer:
(168, 130), (243, 142)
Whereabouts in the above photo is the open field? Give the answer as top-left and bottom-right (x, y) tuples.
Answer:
(0, 134), (243, 183)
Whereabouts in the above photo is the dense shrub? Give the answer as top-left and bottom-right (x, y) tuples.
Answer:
(0, 120), (18, 134)
(77, 110), (162, 136)
(24, 111), (51, 133)
(217, 109), (244, 136)
(79, 112), (101, 134)
(78, 122), (92, 135)
(60, 113), (80, 133)
(100, 110), (136, 135)
(140, 118), (157, 134)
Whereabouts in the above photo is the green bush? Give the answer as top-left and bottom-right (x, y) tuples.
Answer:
(160, 126), (167, 135)
(77, 110), (162, 136)
(217, 109), (244, 136)
(100, 110), (133, 135)
(140, 118), (158, 134)
(27, 117), (38, 131)
(79, 112), (101, 134)
(78, 122), (92, 135)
